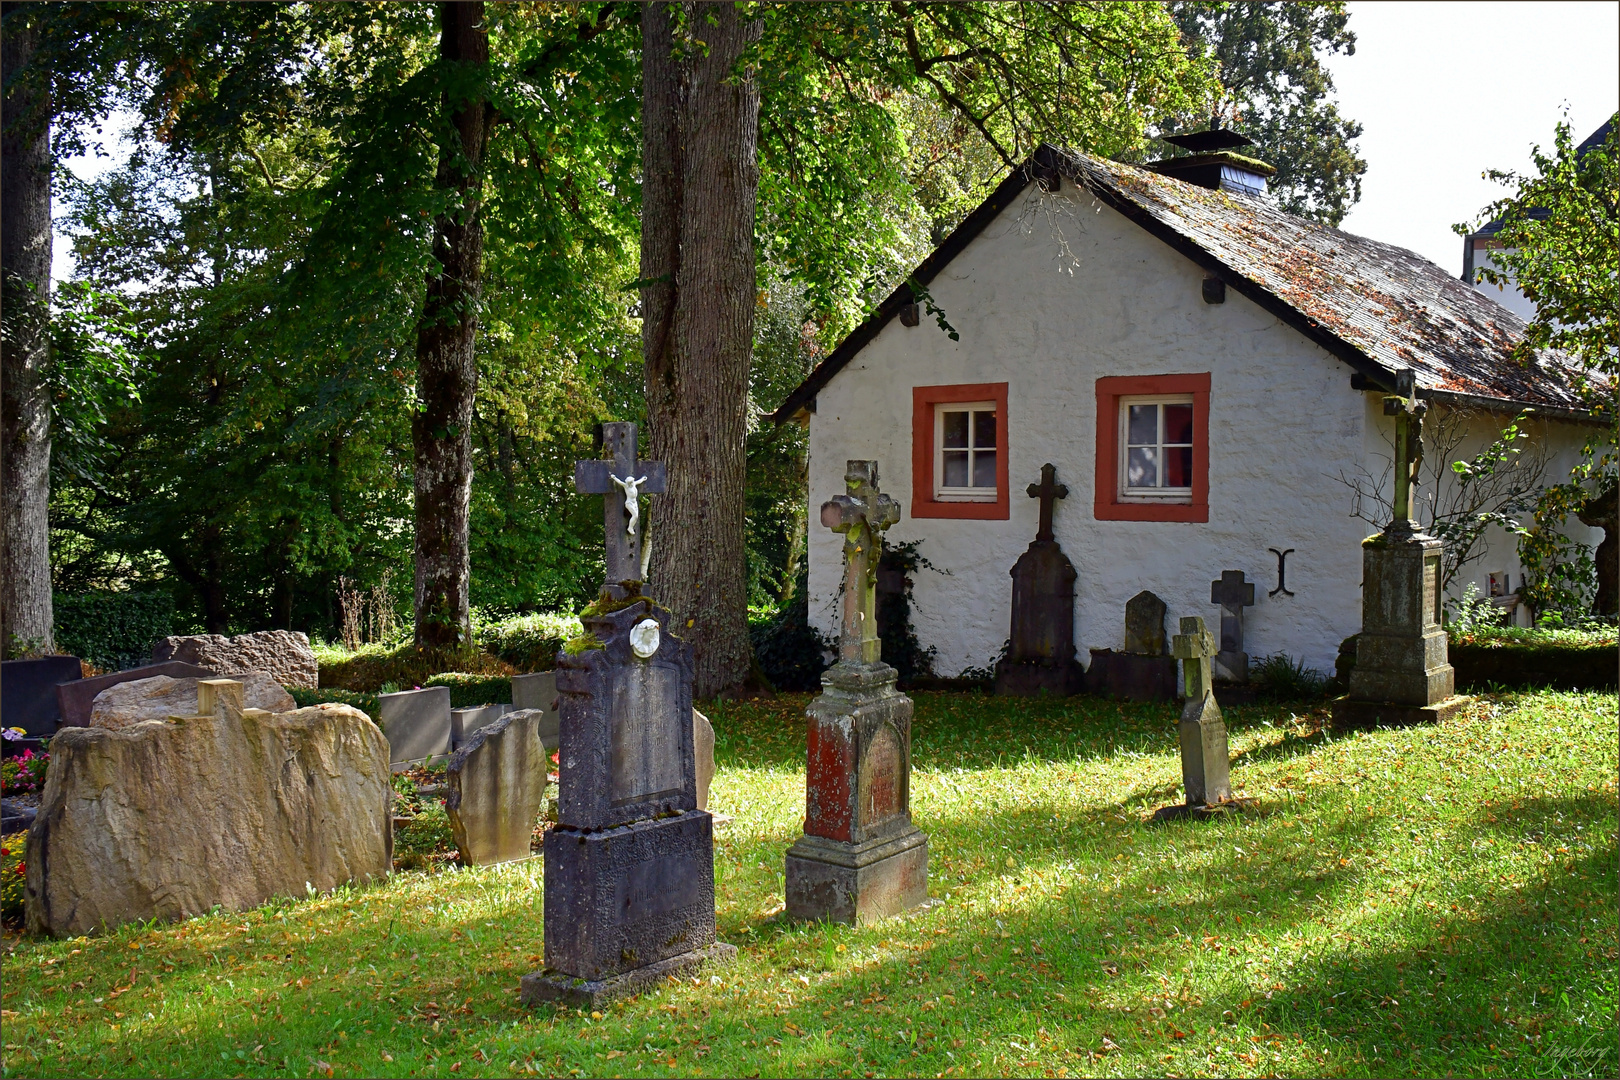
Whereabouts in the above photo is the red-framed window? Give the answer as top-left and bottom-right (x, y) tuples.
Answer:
(1093, 373), (1210, 522)
(911, 382), (1010, 520)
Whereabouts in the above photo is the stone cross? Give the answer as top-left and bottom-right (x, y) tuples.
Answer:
(1026, 462), (1067, 543)
(821, 460), (901, 666)
(1209, 569), (1255, 657)
(1382, 369), (1428, 527)
(1172, 616), (1217, 702)
(574, 422), (666, 590)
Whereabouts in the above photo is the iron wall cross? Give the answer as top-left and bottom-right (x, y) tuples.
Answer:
(1382, 369), (1428, 527)
(1209, 569), (1255, 655)
(1268, 548), (1295, 597)
(574, 422), (667, 587)
(821, 460), (901, 666)
(1026, 463), (1068, 543)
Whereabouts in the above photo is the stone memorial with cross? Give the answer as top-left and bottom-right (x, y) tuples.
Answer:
(1152, 617), (1233, 820)
(521, 422), (733, 1008)
(785, 460), (930, 924)
(573, 422), (667, 597)
(1209, 570), (1256, 683)
(1334, 372), (1467, 729)
(996, 463), (1085, 696)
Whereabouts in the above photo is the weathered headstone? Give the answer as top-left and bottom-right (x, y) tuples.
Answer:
(1152, 617), (1233, 821)
(25, 686), (391, 936)
(57, 661), (216, 727)
(511, 670), (560, 746)
(521, 422), (732, 1008)
(1333, 374), (1469, 729)
(786, 460), (929, 924)
(1209, 570), (1256, 682)
(88, 672), (294, 731)
(693, 707), (715, 814)
(378, 686), (453, 769)
(152, 630), (319, 690)
(995, 464), (1084, 696)
(0, 656), (82, 741)
(445, 709), (547, 866)
(451, 703), (511, 751)
(1087, 591), (1177, 702)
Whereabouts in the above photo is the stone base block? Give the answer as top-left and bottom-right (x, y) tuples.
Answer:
(521, 942), (737, 1010)
(994, 659), (1084, 697)
(1331, 695), (1471, 731)
(785, 828), (928, 925)
(1086, 650), (1178, 702)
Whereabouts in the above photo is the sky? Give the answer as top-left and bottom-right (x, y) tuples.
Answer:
(53, 2), (1620, 282)
(1324, 0), (1619, 274)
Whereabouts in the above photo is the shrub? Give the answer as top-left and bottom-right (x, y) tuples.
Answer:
(394, 802), (456, 871)
(288, 687), (381, 720)
(473, 611), (580, 672)
(1, 832), (24, 925)
(54, 591), (174, 671)
(749, 591), (831, 692)
(1250, 654), (1331, 701)
(318, 641), (515, 692)
(423, 672), (512, 708)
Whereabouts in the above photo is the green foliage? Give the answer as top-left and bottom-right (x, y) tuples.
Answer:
(44, 282), (143, 485)
(53, 590), (174, 672)
(877, 540), (941, 688)
(1249, 653), (1330, 701)
(1, 747), (51, 796)
(421, 673), (512, 710)
(393, 802), (455, 871)
(1446, 582), (1507, 634)
(1, 831), (24, 926)
(748, 589), (831, 692)
(471, 611), (580, 673)
(318, 642), (513, 694)
(287, 686), (381, 721)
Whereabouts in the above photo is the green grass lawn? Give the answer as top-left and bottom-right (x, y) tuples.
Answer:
(3, 689), (1615, 1078)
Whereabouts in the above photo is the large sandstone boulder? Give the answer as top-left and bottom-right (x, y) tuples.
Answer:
(152, 631), (319, 690)
(90, 673), (296, 731)
(445, 709), (547, 867)
(25, 702), (390, 936)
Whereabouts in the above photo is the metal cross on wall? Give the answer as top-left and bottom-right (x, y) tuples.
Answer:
(1209, 569), (1256, 656)
(1383, 369), (1428, 528)
(574, 422), (667, 591)
(1026, 462), (1068, 543)
(821, 460), (902, 666)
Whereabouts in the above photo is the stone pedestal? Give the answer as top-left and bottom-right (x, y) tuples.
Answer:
(786, 661), (929, 924)
(1176, 691), (1230, 807)
(1333, 525), (1469, 730)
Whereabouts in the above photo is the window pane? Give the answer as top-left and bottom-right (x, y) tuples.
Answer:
(1127, 446), (1158, 488)
(972, 450), (996, 488)
(942, 411), (968, 448)
(973, 410), (997, 449)
(1164, 403), (1194, 445)
(942, 450), (969, 487)
(1127, 404), (1158, 446)
(1166, 445), (1193, 488)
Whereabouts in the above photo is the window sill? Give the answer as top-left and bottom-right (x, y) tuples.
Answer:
(912, 497), (1010, 520)
(1096, 498), (1208, 523)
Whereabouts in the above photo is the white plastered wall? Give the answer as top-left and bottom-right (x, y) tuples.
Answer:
(806, 183), (1600, 676)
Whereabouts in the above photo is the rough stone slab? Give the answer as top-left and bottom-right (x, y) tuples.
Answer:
(88, 673), (294, 731)
(1, 656), (82, 738)
(378, 686), (452, 768)
(693, 708), (715, 812)
(58, 662), (216, 727)
(446, 709), (547, 867)
(153, 631), (318, 690)
(451, 704), (511, 752)
(25, 703), (391, 936)
(520, 942), (737, 1010)
(785, 829), (929, 925)
(511, 671), (560, 746)
(1331, 695), (1471, 731)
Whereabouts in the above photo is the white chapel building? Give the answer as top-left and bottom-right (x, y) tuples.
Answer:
(771, 142), (1601, 677)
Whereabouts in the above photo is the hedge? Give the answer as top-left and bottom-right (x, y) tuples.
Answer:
(1449, 640), (1616, 691)
(54, 591), (174, 672)
(422, 672), (512, 708)
(289, 686), (381, 719)
(318, 642), (514, 692)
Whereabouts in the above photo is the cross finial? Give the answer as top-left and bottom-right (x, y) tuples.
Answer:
(1026, 463), (1068, 543)
(574, 422), (667, 592)
(1172, 616), (1217, 701)
(821, 460), (901, 665)
(1382, 369), (1428, 527)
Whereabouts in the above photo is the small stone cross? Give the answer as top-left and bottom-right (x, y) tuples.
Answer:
(821, 460), (901, 666)
(1382, 369), (1428, 527)
(1209, 570), (1255, 656)
(1172, 616), (1217, 702)
(574, 422), (667, 590)
(1026, 463), (1068, 543)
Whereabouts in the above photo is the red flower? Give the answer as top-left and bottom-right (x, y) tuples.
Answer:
(15, 863), (24, 875)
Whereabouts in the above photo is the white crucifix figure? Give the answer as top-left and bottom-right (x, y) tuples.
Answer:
(611, 474), (649, 536)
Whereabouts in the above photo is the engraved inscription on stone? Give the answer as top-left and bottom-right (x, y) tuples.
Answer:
(618, 855), (705, 922)
(859, 724), (903, 827)
(610, 663), (684, 806)
(1423, 556), (1439, 626)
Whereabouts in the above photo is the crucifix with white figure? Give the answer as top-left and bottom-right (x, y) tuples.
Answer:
(821, 460), (902, 666)
(574, 422), (666, 594)
(1383, 369), (1428, 529)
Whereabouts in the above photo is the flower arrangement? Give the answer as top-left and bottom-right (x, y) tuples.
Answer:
(0, 733), (49, 795)
(1, 832), (24, 924)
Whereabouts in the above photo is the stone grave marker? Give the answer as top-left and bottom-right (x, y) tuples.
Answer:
(1209, 570), (1256, 682)
(451, 703), (511, 752)
(1152, 617), (1234, 821)
(57, 661), (216, 727)
(378, 686), (453, 769)
(445, 709), (547, 866)
(693, 707), (716, 814)
(785, 460), (929, 924)
(1087, 591), (1177, 702)
(0, 655), (82, 742)
(995, 463), (1084, 696)
(521, 421), (732, 1009)
(511, 670), (560, 746)
(1333, 374), (1469, 729)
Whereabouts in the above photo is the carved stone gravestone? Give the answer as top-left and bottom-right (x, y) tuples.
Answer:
(446, 709), (547, 866)
(1209, 570), (1256, 682)
(1087, 591), (1177, 702)
(995, 464), (1084, 696)
(1152, 617), (1234, 821)
(0, 656), (82, 742)
(1334, 376), (1469, 729)
(521, 423), (732, 1008)
(377, 686), (453, 770)
(785, 461), (929, 924)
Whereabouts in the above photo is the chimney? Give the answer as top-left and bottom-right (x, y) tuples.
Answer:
(1147, 129), (1274, 197)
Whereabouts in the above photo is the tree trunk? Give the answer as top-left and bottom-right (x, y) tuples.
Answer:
(413, 0), (488, 650)
(642, 1), (762, 699)
(1, 5), (55, 657)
